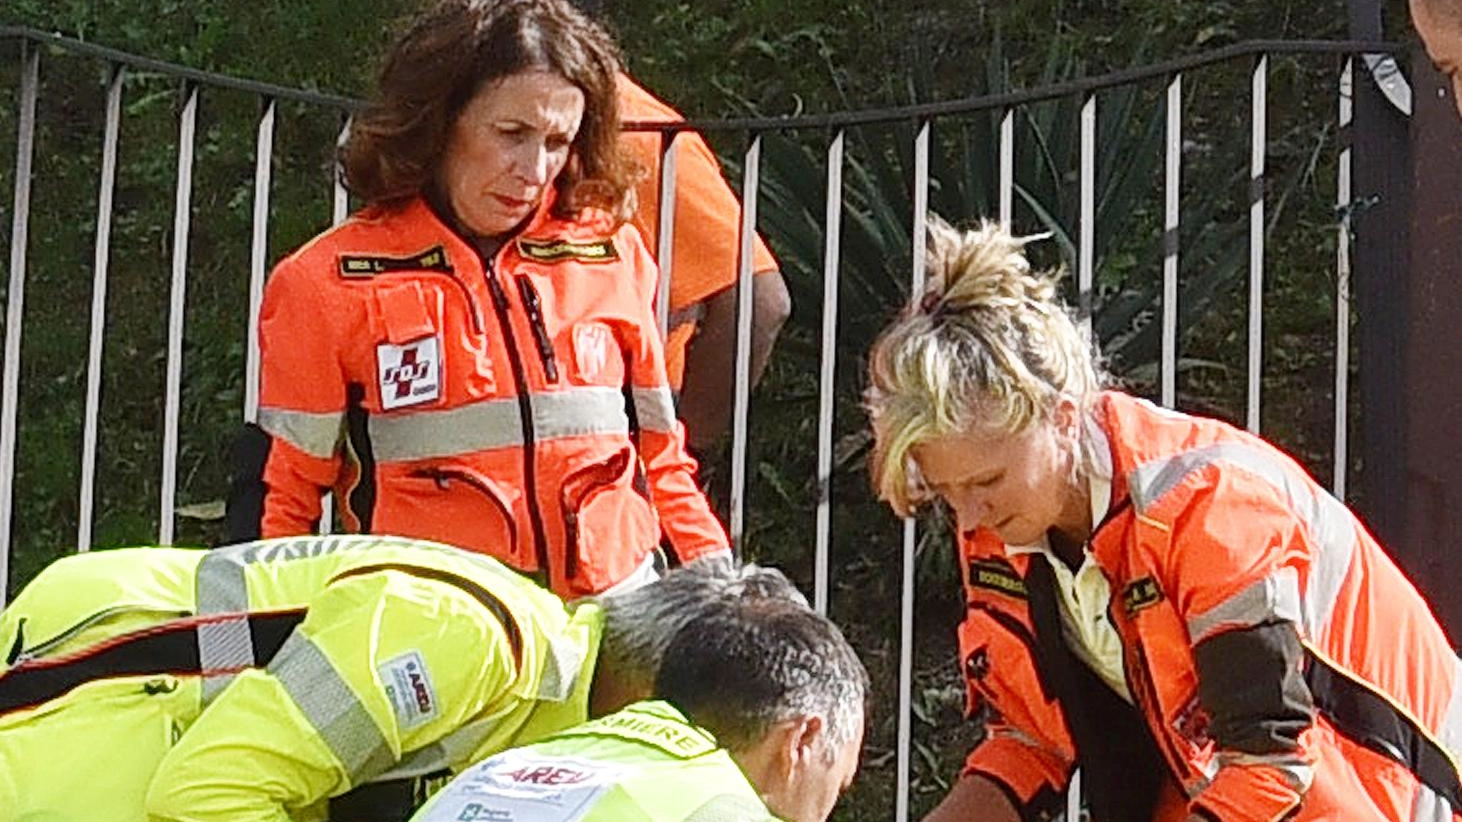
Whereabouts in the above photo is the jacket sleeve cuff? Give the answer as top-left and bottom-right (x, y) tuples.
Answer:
(962, 734), (1068, 816)
(1189, 763), (1304, 822)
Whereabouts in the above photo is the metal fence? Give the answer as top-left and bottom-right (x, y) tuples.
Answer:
(0, 27), (1404, 819)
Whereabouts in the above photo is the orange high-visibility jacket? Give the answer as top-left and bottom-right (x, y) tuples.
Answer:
(228, 195), (729, 598)
(957, 391), (1462, 822)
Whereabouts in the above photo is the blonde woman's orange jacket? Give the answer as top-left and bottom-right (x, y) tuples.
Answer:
(956, 391), (1462, 821)
(228, 194), (729, 598)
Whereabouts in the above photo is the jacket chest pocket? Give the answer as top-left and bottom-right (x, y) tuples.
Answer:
(559, 447), (656, 592)
(398, 466), (520, 562)
(567, 320), (625, 387)
(369, 280), (496, 410)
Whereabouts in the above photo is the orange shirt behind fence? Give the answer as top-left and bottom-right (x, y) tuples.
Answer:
(618, 75), (779, 391)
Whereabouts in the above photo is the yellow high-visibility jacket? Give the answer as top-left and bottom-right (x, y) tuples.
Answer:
(0, 535), (601, 822)
(409, 700), (777, 822)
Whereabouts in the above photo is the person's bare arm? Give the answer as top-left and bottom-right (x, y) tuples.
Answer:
(676, 270), (791, 450)
(921, 774), (1023, 822)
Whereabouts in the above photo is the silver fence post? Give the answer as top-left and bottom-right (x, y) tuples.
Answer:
(813, 130), (846, 616)
(158, 82), (199, 546)
(1334, 59), (1354, 498)
(1248, 57), (1268, 435)
(727, 134), (762, 556)
(654, 130), (678, 338)
(999, 110), (1014, 228)
(896, 119), (932, 822)
(1079, 94), (1097, 330)
(244, 98), (276, 425)
(77, 64), (125, 552)
(0, 43), (40, 601)
(319, 114), (352, 535)
(1162, 75), (1182, 408)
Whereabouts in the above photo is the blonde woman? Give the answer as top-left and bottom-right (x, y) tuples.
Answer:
(866, 219), (1462, 822)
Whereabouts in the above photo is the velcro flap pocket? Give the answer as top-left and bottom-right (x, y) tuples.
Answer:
(373, 281), (438, 344)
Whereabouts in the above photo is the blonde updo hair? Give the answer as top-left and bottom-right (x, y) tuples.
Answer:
(866, 217), (1104, 516)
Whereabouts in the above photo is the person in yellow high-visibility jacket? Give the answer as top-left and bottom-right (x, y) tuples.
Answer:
(0, 534), (799, 822)
(410, 597), (869, 822)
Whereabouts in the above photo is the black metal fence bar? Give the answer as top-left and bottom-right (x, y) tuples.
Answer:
(78, 65), (124, 552)
(0, 43), (39, 603)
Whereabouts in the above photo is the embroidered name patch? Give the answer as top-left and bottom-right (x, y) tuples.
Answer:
(339, 246), (451, 278)
(379, 650), (438, 730)
(968, 559), (1027, 599)
(517, 238), (619, 264)
(1123, 576), (1164, 616)
(377, 336), (441, 410)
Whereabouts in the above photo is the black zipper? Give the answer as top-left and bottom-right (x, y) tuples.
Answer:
(410, 467), (518, 556)
(515, 275), (560, 383)
(480, 254), (553, 580)
(1125, 636), (1191, 786)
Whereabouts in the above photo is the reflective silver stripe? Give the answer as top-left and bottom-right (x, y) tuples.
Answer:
(1215, 751), (1314, 793)
(198, 615), (255, 704)
(1127, 442), (1359, 639)
(258, 406), (343, 459)
(369, 387), (629, 462)
(1186, 566), (1302, 644)
(535, 387), (629, 440)
(632, 385), (677, 433)
(1411, 786), (1452, 822)
(270, 630), (395, 782)
(1414, 655), (1462, 820)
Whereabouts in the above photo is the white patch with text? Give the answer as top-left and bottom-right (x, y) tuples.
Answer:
(415, 752), (626, 822)
(379, 650), (438, 729)
(377, 337), (441, 410)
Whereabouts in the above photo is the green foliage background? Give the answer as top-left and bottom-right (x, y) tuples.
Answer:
(0, 0), (1412, 817)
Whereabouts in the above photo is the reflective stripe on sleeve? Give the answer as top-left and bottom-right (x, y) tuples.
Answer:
(1126, 442), (1358, 639)
(259, 407), (344, 459)
(269, 630), (396, 783)
(1186, 567), (1304, 644)
(368, 387), (629, 461)
(1414, 656), (1462, 820)
(631, 385), (677, 433)
(197, 615), (256, 704)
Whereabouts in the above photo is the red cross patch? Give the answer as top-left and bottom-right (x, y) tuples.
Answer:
(376, 337), (441, 410)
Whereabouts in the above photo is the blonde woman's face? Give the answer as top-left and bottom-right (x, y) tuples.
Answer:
(911, 416), (1079, 546)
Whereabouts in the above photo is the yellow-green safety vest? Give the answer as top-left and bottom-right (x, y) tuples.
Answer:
(409, 700), (779, 822)
(0, 534), (602, 822)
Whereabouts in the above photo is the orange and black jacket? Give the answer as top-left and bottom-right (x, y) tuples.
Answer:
(228, 194), (730, 598)
(957, 391), (1462, 822)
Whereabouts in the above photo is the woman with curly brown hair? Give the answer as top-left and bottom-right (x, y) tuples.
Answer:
(228, 0), (729, 599)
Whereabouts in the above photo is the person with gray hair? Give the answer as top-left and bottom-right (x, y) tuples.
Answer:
(0, 534), (801, 822)
(406, 595), (866, 822)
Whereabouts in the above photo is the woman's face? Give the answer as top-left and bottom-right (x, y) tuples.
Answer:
(437, 70), (585, 236)
(911, 408), (1082, 546)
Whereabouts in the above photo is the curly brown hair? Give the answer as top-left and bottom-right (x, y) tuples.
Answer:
(341, 0), (635, 223)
